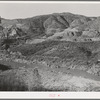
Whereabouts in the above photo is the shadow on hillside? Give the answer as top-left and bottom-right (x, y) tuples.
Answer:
(0, 64), (11, 71)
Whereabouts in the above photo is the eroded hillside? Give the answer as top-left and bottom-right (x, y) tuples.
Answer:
(0, 13), (100, 91)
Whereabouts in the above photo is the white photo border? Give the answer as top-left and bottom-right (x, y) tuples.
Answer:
(0, 1), (100, 99)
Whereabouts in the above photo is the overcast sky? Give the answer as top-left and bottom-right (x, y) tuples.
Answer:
(0, 2), (100, 19)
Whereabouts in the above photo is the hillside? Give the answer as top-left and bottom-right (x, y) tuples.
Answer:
(0, 12), (100, 91)
(0, 13), (92, 39)
(0, 12), (99, 49)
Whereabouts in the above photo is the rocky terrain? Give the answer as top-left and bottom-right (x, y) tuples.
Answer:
(0, 12), (100, 91)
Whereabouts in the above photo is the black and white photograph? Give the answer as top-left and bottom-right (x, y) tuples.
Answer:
(0, 1), (100, 94)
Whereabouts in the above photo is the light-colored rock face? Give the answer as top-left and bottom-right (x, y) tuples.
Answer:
(70, 19), (84, 28)
(46, 28), (82, 41)
(45, 28), (63, 37)
(10, 29), (16, 36)
(82, 29), (99, 38)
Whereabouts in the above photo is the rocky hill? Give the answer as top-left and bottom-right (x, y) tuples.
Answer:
(0, 13), (92, 38)
(0, 12), (99, 45)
